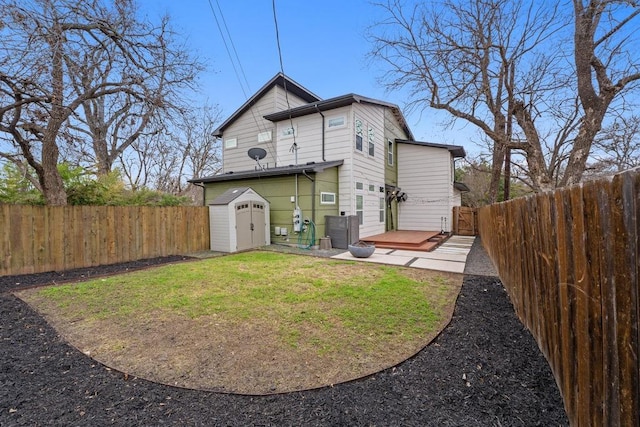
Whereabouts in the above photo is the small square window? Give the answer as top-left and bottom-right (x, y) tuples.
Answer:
(355, 181), (364, 190)
(282, 126), (296, 137)
(258, 131), (272, 143)
(368, 184), (375, 192)
(327, 116), (345, 128)
(320, 192), (336, 204)
(225, 137), (237, 149)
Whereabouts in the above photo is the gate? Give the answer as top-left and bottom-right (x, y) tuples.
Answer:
(453, 206), (477, 236)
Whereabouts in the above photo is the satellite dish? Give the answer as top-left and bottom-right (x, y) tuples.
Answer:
(248, 147), (267, 161)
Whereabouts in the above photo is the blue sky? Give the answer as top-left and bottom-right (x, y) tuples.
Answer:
(137, 0), (474, 152)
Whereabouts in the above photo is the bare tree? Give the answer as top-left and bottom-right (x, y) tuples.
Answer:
(369, 0), (640, 199)
(0, 0), (201, 205)
(118, 104), (222, 196)
(590, 114), (640, 173)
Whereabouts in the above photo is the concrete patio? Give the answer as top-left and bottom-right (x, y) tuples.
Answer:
(331, 235), (476, 273)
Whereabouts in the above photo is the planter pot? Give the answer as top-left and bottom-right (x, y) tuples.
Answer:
(348, 242), (375, 258)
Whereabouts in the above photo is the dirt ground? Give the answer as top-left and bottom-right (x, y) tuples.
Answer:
(0, 246), (569, 425)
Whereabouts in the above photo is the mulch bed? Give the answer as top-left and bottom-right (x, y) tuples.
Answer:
(0, 256), (568, 426)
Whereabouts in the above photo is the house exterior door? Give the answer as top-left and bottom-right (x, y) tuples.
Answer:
(235, 201), (266, 251)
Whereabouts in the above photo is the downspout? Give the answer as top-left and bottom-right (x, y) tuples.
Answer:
(302, 170), (315, 225)
(315, 104), (326, 161)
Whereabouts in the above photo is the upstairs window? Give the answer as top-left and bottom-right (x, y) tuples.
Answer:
(387, 139), (394, 165)
(368, 127), (375, 156)
(225, 137), (237, 149)
(355, 119), (363, 151)
(281, 125), (296, 138)
(327, 116), (345, 129)
(258, 131), (272, 143)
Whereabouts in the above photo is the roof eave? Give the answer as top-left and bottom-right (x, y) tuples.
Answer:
(188, 160), (344, 184)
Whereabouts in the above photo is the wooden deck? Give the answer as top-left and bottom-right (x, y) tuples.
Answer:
(361, 230), (450, 252)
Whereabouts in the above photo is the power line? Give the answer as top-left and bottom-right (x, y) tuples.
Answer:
(271, 0), (298, 160)
(206, 0), (282, 166)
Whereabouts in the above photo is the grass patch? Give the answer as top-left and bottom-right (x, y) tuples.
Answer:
(20, 251), (463, 393)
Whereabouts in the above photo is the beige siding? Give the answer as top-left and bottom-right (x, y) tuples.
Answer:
(222, 87), (309, 173)
(397, 144), (454, 231)
(351, 103), (387, 238)
(209, 205), (231, 252)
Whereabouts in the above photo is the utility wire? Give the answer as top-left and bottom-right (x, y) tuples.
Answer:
(207, 0), (282, 167)
(271, 0), (298, 161)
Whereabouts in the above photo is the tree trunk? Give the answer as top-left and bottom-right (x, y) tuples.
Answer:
(42, 20), (68, 206)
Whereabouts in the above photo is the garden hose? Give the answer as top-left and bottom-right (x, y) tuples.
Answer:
(297, 220), (316, 249)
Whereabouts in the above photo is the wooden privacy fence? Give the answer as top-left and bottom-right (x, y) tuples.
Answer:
(478, 169), (639, 427)
(0, 205), (210, 276)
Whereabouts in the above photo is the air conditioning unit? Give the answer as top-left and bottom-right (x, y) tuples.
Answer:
(324, 215), (359, 249)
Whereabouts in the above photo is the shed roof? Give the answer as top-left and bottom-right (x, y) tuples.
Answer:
(190, 160), (344, 184)
(209, 187), (255, 205)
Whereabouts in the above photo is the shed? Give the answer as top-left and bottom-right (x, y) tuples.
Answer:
(209, 187), (271, 252)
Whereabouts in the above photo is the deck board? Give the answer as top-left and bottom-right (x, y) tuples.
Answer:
(361, 230), (448, 252)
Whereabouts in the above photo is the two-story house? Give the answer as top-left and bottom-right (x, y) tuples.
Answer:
(189, 73), (467, 250)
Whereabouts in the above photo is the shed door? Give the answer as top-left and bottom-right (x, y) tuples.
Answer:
(235, 200), (266, 251)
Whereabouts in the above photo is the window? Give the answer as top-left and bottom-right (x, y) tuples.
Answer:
(355, 181), (364, 190)
(356, 195), (364, 225)
(355, 119), (363, 151)
(368, 184), (375, 192)
(281, 125), (296, 137)
(379, 197), (385, 223)
(225, 137), (237, 149)
(327, 116), (345, 128)
(320, 192), (336, 204)
(258, 131), (272, 143)
(387, 139), (394, 165)
(368, 127), (375, 156)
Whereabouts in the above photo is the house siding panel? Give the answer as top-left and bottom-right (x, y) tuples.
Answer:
(223, 87), (309, 173)
(351, 103), (386, 238)
(397, 144), (454, 231)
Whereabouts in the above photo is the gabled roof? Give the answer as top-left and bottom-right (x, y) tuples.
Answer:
(264, 94), (414, 141)
(213, 73), (321, 137)
(395, 139), (466, 158)
(188, 160), (344, 184)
